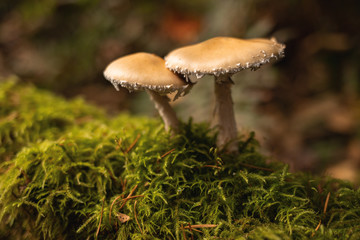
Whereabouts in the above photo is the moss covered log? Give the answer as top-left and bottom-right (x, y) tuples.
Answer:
(0, 78), (359, 239)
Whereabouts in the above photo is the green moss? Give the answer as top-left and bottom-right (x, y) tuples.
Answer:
(0, 77), (104, 160)
(0, 78), (359, 239)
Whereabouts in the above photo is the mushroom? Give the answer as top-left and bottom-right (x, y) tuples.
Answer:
(165, 37), (285, 153)
(104, 52), (190, 132)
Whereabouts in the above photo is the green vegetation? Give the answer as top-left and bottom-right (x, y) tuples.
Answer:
(0, 78), (359, 239)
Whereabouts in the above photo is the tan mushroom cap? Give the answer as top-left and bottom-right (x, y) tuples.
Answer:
(104, 52), (187, 94)
(165, 37), (285, 77)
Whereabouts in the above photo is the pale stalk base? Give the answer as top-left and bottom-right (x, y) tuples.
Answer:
(146, 89), (180, 133)
(212, 75), (238, 153)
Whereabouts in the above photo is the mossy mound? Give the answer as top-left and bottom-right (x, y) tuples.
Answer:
(0, 77), (104, 160)
(0, 78), (359, 239)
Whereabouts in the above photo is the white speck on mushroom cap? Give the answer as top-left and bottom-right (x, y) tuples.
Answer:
(165, 37), (285, 77)
(104, 52), (189, 95)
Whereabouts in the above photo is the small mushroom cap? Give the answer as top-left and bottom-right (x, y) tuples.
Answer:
(165, 37), (285, 77)
(104, 52), (188, 94)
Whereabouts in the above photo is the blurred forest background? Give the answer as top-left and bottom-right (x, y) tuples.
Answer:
(0, 0), (359, 183)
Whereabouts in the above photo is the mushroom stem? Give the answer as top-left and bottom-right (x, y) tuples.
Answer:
(146, 89), (180, 133)
(212, 74), (238, 153)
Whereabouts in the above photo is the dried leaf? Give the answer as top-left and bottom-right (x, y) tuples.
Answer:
(117, 213), (130, 223)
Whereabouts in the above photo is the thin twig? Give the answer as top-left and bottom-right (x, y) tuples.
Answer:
(157, 148), (176, 164)
(109, 189), (143, 225)
(184, 224), (217, 229)
(202, 165), (222, 169)
(129, 184), (139, 197)
(314, 220), (321, 232)
(181, 224), (187, 240)
(181, 223), (216, 239)
(188, 228), (202, 233)
(312, 192), (331, 237)
(324, 192), (331, 214)
(119, 184), (138, 210)
(96, 198), (105, 238)
(109, 195), (124, 225)
(311, 220), (322, 237)
(123, 195), (144, 200)
(125, 134), (140, 153)
(120, 178), (127, 192)
(161, 148), (176, 158)
(134, 200), (143, 234)
(238, 162), (274, 172)
(188, 223), (194, 240)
